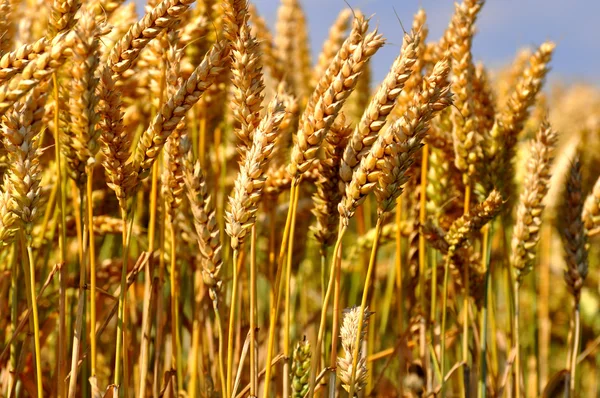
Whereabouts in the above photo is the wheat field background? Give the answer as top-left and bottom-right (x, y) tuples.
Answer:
(0, 0), (598, 397)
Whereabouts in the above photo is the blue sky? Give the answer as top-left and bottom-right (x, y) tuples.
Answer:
(249, 0), (600, 85)
(130, 0), (599, 85)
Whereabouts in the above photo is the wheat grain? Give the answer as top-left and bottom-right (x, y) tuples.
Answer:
(48, 0), (81, 37)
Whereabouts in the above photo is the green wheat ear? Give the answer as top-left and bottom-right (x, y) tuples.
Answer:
(291, 338), (311, 398)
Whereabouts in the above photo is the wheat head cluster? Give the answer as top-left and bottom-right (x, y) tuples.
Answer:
(0, 0), (598, 396)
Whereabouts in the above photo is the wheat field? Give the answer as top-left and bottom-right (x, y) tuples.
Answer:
(0, 0), (598, 397)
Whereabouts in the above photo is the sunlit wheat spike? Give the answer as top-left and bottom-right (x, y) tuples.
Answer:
(289, 21), (385, 177)
(448, 0), (483, 183)
(132, 40), (228, 180)
(184, 154), (223, 301)
(340, 29), (420, 183)
(230, 0), (265, 154)
(225, 97), (285, 250)
(311, 113), (352, 251)
(445, 189), (503, 249)
(98, 66), (135, 212)
(511, 120), (557, 281)
(63, 9), (102, 186)
(1, 86), (47, 242)
(107, 0), (197, 79)
(0, 32), (72, 117)
(338, 58), (452, 222)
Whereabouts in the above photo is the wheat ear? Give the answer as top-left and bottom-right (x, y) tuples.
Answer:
(225, 97), (286, 249)
(132, 40), (228, 180)
(290, 22), (385, 177)
(511, 120), (557, 282)
(340, 29), (420, 183)
(107, 0), (196, 79)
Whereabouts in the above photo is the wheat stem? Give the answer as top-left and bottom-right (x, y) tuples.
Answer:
(87, 168), (97, 377)
(21, 232), (43, 398)
(419, 144), (429, 368)
(170, 219), (183, 391)
(569, 304), (581, 394)
(68, 188), (88, 398)
(395, 198), (404, 335)
(250, 225), (258, 396)
(226, 248), (241, 398)
(478, 223), (493, 398)
(348, 217), (382, 398)
(9, 244), (17, 392)
(514, 280), (522, 398)
(52, 71), (68, 398)
(328, 241), (343, 397)
(309, 221), (347, 396)
(283, 187), (299, 398)
(263, 181), (298, 398)
(440, 247), (455, 395)
(113, 207), (132, 394)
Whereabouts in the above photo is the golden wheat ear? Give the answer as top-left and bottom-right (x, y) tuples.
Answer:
(225, 97), (286, 250)
(511, 120), (557, 282)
